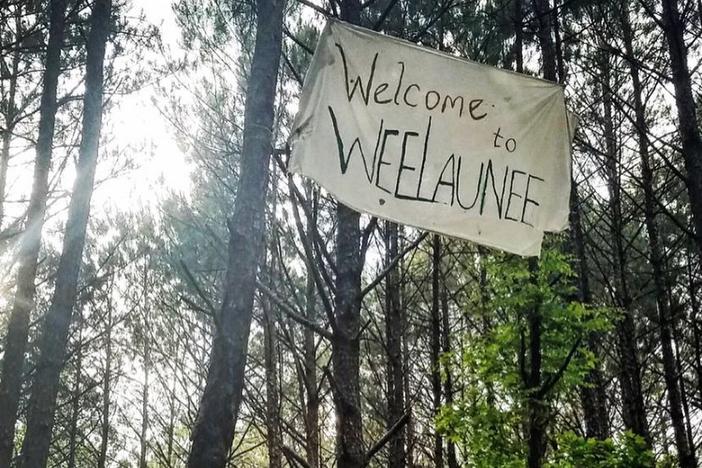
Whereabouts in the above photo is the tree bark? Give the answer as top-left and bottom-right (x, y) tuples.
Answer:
(525, 269), (546, 468)
(430, 235), (443, 468)
(531, 0), (556, 82)
(402, 246), (415, 468)
(304, 255), (320, 468)
(0, 1), (67, 464)
(330, 1), (365, 466)
(620, 3), (693, 464)
(139, 278), (150, 468)
(97, 282), (113, 468)
(571, 182), (610, 440)
(264, 299), (283, 468)
(441, 276), (459, 468)
(571, 178), (610, 440)
(0, 3), (21, 228)
(18, 1), (111, 466)
(598, 44), (651, 445)
(186, 0), (285, 465)
(526, 2), (554, 466)
(385, 222), (406, 468)
(331, 199), (364, 468)
(661, 0), (702, 252)
(66, 311), (83, 468)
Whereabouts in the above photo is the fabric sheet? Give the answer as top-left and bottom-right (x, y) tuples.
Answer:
(289, 20), (574, 256)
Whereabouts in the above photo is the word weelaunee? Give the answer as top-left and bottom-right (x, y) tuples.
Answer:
(289, 20), (573, 256)
(328, 108), (543, 227)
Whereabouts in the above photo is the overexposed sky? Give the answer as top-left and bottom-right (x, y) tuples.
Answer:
(93, 0), (191, 214)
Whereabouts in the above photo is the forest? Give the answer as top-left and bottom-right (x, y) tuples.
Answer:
(0, 0), (701, 466)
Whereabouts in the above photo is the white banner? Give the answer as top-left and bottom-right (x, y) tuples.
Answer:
(289, 20), (574, 256)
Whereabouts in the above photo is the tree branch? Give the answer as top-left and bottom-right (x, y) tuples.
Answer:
(360, 231), (429, 299)
(257, 280), (333, 340)
(365, 410), (411, 462)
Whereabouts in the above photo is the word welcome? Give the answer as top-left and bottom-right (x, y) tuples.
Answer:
(336, 43), (489, 121)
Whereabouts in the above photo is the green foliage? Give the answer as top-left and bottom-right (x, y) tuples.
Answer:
(547, 432), (655, 468)
(437, 388), (525, 468)
(437, 248), (617, 465)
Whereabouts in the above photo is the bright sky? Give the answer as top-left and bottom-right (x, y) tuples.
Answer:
(92, 0), (191, 214)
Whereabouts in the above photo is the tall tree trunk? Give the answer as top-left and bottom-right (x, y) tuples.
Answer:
(139, 261), (151, 468)
(186, 0), (285, 465)
(0, 1), (67, 464)
(620, 3), (692, 464)
(441, 277), (459, 468)
(166, 364), (178, 468)
(0, 3), (21, 228)
(430, 235), (443, 468)
(572, 182), (609, 440)
(66, 311), (83, 468)
(331, 200), (364, 467)
(512, 0), (523, 74)
(571, 176), (609, 440)
(302, 185), (320, 468)
(556, 1), (609, 441)
(385, 222), (405, 468)
(688, 247), (702, 410)
(599, 47), (651, 444)
(304, 257), (320, 468)
(661, 0), (702, 252)
(402, 245), (415, 468)
(18, 1), (111, 466)
(527, 2), (554, 466)
(671, 317), (697, 465)
(264, 300), (283, 468)
(525, 268), (545, 468)
(97, 284), (113, 468)
(330, 1), (365, 466)
(139, 339), (150, 468)
(531, 0), (556, 82)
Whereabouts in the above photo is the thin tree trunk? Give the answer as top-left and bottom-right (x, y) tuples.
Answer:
(402, 240), (415, 468)
(559, 2), (609, 440)
(0, 3), (21, 228)
(661, 0), (702, 252)
(97, 284), (114, 468)
(139, 342), (150, 468)
(166, 372), (177, 468)
(689, 247), (702, 408)
(530, 0), (554, 463)
(186, 0), (285, 465)
(599, 47), (650, 444)
(66, 311), (83, 468)
(571, 177), (609, 440)
(441, 278), (458, 468)
(620, 3), (692, 464)
(525, 269), (545, 468)
(140, 262), (150, 468)
(526, 2), (554, 466)
(304, 255), (320, 468)
(264, 299), (283, 468)
(0, 1), (67, 464)
(330, 2), (365, 466)
(430, 235), (443, 468)
(385, 222), (405, 468)
(572, 181), (609, 440)
(531, 0), (556, 82)
(19, 1), (111, 466)
(671, 317), (697, 465)
(512, 0), (523, 74)
(331, 200), (364, 468)
(302, 185), (320, 468)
